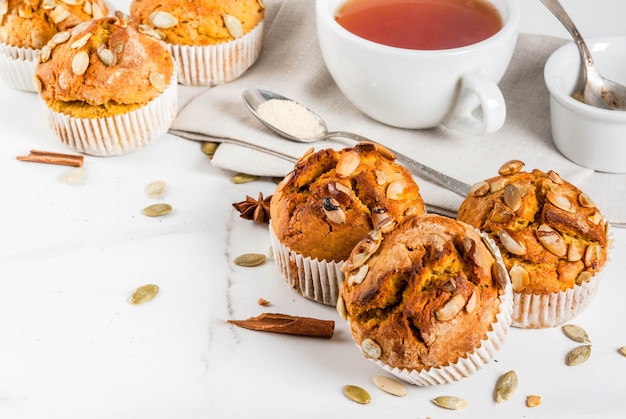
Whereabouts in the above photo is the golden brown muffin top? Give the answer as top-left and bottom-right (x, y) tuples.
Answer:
(129, 0), (264, 46)
(270, 142), (426, 262)
(338, 214), (507, 371)
(0, 0), (109, 49)
(34, 14), (174, 117)
(457, 160), (609, 294)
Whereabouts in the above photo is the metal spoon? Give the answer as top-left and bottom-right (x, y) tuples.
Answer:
(540, 0), (626, 110)
(243, 88), (471, 197)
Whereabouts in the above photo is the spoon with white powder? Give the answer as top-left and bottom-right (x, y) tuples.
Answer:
(243, 88), (471, 198)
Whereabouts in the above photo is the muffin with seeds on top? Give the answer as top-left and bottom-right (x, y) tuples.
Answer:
(34, 14), (177, 156)
(269, 142), (426, 306)
(130, 0), (264, 85)
(457, 160), (611, 328)
(337, 214), (513, 386)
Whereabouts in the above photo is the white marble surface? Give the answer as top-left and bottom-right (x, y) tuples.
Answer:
(1, 1), (626, 418)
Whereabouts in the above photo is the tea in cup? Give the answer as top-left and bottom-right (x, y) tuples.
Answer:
(316, 0), (520, 134)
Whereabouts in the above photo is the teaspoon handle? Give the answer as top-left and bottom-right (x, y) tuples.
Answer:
(325, 131), (471, 198)
(539, 0), (599, 78)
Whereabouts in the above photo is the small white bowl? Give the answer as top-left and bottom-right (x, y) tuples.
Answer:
(544, 36), (626, 173)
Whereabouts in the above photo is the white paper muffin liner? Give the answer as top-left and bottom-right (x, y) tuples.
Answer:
(354, 231), (514, 386)
(167, 21), (263, 86)
(511, 228), (613, 328)
(0, 44), (39, 92)
(269, 222), (344, 306)
(40, 68), (178, 156)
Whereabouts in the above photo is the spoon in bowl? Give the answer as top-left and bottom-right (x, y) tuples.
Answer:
(242, 88), (471, 198)
(540, 0), (626, 110)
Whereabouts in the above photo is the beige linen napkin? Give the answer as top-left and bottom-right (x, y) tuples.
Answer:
(170, 0), (626, 227)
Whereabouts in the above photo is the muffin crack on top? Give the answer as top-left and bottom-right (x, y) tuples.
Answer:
(271, 143), (426, 263)
(269, 142), (427, 306)
(339, 214), (507, 372)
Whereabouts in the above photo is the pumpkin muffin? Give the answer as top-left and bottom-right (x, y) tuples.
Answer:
(337, 214), (513, 386)
(0, 0), (109, 91)
(130, 0), (264, 85)
(34, 14), (177, 156)
(269, 142), (426, 305)
(457, 160), (611, 328)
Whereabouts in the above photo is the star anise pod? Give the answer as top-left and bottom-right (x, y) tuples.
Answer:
(232, 192), (272, 224)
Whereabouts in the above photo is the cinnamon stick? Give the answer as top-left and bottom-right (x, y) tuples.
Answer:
(228, 313), (335, 339)
(17, 150), (84, 167)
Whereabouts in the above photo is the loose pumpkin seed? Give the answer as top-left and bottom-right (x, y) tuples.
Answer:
(343, 385), (371, 405)
(618, 346), (626, 357)
(494, 370), (518, 403)
(61, 166), (83, 184)
(201, 141), (219, 156)
(130, 284), (159, 305)
(233, 253), (266, 267)
(145, 180), (167, 199)
(562, 324), (591, 343)
(566, 345), (591, 366)
(142, 203), (172, 217)
(372, 375), (407, 397)
(432, 396), (469, 410)
(231, 172), (259, 184)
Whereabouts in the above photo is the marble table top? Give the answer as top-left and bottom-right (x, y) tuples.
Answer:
(1, 1), (626, 418)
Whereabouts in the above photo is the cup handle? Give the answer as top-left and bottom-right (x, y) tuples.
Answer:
(444, 72), (506, 136)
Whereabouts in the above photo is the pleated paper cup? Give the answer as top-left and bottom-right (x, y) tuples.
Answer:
(40, 68), (178, 156)
(511, 276), (602, 328)
(355, 232), (514, 386)
(269, 222), (344, 306)
(512, 229), (613, 329)
(167, 21), (263, 86)
(0, 44), (39, 92)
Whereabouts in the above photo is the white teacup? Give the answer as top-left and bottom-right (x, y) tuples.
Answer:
(316, 0), (520, 135)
